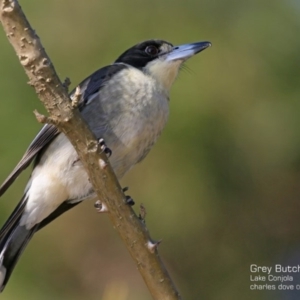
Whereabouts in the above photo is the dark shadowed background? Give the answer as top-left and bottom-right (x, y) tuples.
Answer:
(1, 1), (300, 299)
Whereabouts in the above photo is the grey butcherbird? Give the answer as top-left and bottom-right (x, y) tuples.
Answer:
(0, 39), (211, 291)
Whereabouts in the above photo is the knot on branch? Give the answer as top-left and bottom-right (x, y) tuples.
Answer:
(2, 0), (14, 13)
(19, 54), (30, 66)
(33, 110), (56, 125)
(70, 86), (82, 108)
(87, 140), (98, 152)
(147, 240), (162, 253)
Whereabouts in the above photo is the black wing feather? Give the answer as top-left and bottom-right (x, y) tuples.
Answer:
(0, 195), (27, 239)
(0, 125), (59, 197)
(81, 63), (128, 105)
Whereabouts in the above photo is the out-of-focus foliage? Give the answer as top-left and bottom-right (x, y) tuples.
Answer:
(0, 0), (300, 299)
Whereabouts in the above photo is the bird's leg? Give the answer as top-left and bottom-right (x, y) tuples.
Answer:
(122, 186), (135, 206)
(98, 138), (112, 157)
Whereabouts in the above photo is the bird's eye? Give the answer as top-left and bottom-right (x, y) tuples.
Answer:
(145, 45), (159, 56)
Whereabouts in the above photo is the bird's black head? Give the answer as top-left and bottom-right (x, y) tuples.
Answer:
(115, 39), (211, 90)
(115, 39), (173, 69)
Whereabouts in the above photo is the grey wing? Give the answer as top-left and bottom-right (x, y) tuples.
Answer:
(77, 63), (128, 108)
(0, 124), (59, 197)
(0, 63), (128, 197)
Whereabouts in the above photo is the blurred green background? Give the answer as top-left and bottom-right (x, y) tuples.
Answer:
(1, 0), (300, 299)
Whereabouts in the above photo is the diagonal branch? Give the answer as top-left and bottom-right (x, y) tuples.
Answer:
(0, 0), (182, 299)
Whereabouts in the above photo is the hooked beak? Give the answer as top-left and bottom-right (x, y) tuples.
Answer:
(165, 41), (211, 62)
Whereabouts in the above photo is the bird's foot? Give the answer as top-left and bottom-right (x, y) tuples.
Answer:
(98, 138), (112, 157)
(123, 187), (135, 206)
(94, 187), (135, 213)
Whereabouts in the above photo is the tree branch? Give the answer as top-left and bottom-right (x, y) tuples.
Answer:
(0, 0), (182, 299)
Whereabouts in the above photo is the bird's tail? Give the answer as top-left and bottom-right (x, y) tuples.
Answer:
(0, 195), (37, 292)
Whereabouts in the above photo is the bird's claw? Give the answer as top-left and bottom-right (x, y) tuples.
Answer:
(98, 138), (112, 157)
(122, 186), (135, 206)
(125, 195), (135, 206)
